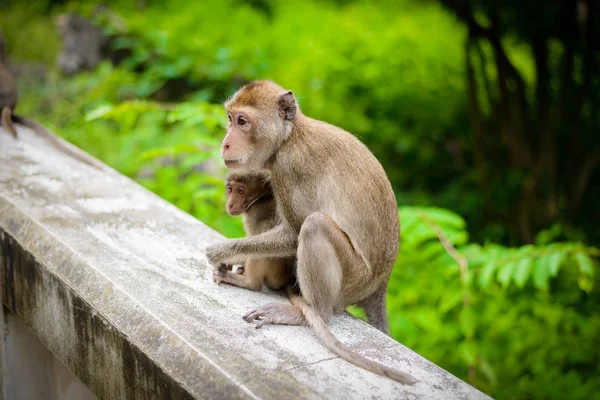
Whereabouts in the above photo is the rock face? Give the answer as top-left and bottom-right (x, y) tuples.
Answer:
(0, 125), (492, 400)
(55, 13), (105, 76)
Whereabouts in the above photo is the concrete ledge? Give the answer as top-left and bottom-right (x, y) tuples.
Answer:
(0, 126), (490, 399)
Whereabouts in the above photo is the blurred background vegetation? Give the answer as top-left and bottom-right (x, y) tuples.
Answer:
(1, 0), (599, 398)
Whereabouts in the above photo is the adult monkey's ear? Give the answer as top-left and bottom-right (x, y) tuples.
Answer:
(277, 91), (297, 120)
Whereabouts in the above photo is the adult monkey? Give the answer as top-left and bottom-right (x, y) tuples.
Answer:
(206, 81), (415, 384)
(0, 31), (100, 168)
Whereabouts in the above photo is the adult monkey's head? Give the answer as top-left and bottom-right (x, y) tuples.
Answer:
(220, 80), (298, 172)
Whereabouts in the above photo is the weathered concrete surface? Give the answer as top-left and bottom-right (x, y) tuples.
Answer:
(1, 307), (98, 400)
(0, 126), (491, 400)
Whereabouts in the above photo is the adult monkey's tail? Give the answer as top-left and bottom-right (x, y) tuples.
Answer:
(286, 287), (418, 385)
(1, 106), (17, 138)
(11, 114), (102, 169)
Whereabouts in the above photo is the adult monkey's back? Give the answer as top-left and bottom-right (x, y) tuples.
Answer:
(206, 80), (416, 384)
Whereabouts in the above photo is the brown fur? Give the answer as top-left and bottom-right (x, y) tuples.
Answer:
(0, 32), (18, 139)
(1, 107), (17, 138)
(206, 81), (415, 384)
(0, 31), (100, 168)
(214, 171), (294, 291)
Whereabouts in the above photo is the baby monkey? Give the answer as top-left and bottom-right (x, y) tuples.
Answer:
(213, 171), (294, 291)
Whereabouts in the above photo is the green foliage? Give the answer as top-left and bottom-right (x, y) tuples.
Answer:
(0, 3), (59, 64)
(82, 97), (246, 238)
(84, 0), (471, 218)
(15, 61), (244, 238)
(386, 206), (600, 398)
(4, 1), (600, 399)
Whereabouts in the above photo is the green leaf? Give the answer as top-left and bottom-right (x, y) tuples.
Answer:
(414, 206), (466, 229)
(193, 187), (221, 200)
(463, 269), (475, 288)
(532, 258), (550, 290)
(85, 104), (115, 121)
(547, 252), (566, 277)
(513, 258), (533, 288)
(398, 211), (419, 237)
(458, 307), (476, 338)
(478, 358), (498, 387)
(438, 290), (462, 313)
(578, 276), (594, 293)
(458, 340), (478, 365)
(138, 148), (171, 161)
(347, 305), (367, 321)
(413, 308), (443, 332)
(478, 261), (496, 289)
(497, 262), (516, 287)
(574, 253), (594, 276)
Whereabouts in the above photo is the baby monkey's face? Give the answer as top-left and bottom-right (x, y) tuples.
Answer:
(225, 176), (267, 216)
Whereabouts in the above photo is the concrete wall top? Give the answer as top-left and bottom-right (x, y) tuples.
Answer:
(0, 127), (490, 399)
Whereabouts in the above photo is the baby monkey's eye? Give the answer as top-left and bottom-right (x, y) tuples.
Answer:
(227, 114), (232, 123)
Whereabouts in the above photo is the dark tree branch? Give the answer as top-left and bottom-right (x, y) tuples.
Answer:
(440, 0), (599, 243)
(488, 7), (531, 167)
(531, 36), (558, 195)
(441, 0), (528, 109)
(560, 1), (577, 95)
(570, 144), (600, 218)
(442, 0), (535, 242)
(474, 40), (494, 117)
(563, 1), (581, 177)
(533, 36), (549, 148)
(575, 0), (595, 119)
(568, 0), (597, 210)
(466, 34), (487, 186)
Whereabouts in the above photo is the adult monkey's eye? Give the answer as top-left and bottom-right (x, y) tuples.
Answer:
(237, 188), (245, 195)
(237, 116), (247, 126)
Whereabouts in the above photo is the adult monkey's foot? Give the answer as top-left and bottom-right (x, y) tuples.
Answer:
(243, 302), (307, 328)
